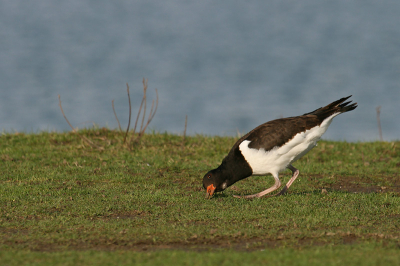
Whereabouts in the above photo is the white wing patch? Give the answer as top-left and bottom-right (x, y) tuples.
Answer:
(239, 113), (338, 176)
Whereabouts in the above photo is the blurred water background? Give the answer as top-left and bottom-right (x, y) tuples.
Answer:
(1, 1), (399, 141)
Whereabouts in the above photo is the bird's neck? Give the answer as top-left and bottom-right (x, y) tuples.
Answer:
(219, 152), (252, 187)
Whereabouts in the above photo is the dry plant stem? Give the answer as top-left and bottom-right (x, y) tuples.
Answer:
(148, 89), (158, 122)
(58, 95), (77, 132)
(58, 95), (99, 149)
(132, 97), (144, 136)
(123, 83), (132, 144)
(140, 88), (158, 135)
(183, 115), (188, 142)
(376, 106), (383, 141)
(131, 80), (158, 140)
(123, 79), (159, 146)
(139, 78), (148, 135)
(132, 81), (146, 135)
(112, 100), (122, 132)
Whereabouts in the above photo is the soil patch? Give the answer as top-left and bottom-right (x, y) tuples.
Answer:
(308, 174), (400, 194)
(3, 233), (397, 252)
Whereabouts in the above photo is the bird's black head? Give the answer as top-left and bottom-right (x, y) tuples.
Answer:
(203, 168), (229, 199)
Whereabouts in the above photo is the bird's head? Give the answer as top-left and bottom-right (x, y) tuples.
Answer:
(203, 168), (228, 199)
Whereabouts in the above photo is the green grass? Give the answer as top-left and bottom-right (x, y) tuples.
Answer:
(1, 129), (399, 265)
(1, 244), (400, 266)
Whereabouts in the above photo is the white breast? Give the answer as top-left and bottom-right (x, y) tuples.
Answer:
(239, 113), (338, 176)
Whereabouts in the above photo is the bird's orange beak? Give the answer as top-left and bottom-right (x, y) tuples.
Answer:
(206, 184), (216, 199)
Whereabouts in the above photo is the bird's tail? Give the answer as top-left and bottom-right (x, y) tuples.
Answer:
(303, 95), (357, 119)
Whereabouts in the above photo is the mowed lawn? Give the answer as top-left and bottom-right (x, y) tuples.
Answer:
(1, 130), (399, 265)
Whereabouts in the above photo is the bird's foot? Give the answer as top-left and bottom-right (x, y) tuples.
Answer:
(233, 182), (282, 199)
(233, 194), (260, 199)
(269, 185), (288, 197)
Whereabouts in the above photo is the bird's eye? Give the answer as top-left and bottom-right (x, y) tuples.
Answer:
(208, 175), (211, 179)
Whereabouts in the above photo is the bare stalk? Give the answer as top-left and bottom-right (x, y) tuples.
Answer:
(123, 83), (132, 144)
(109, 79), (159, 147)
(58, 95), (77, 132)
(376, 106), (383, 141)
(58, 95), (100, 148)
(112, 100), (122, 132)
(183, 115), (188, 142)
(139, 78), (148, 134)
(132, 97), (144, 135)
(140, 88), (158, 136)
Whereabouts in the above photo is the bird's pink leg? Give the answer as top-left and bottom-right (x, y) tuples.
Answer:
(233, 176), (281, 199)
(272, 165), (299, 196)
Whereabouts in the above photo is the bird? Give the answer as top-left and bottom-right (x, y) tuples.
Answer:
(203, 96), (357, 199)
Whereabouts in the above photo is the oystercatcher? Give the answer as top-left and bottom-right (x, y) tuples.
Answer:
(203, 96), (357, 199)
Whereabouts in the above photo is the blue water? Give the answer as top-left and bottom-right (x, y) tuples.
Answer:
(1, 1), (399, 141)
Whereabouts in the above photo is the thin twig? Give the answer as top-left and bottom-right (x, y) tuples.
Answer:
(141, 89), (159, 135)
(125, 79), (159, 145)
(149, 89), (159, 122)
(376, 106), (383, 141)
(236, 128), (242, 138)
(139, 78), (148, 133)
(132, 96), (145, 135)
(123, 83), (132, 144)
(58, 95), (99, 148)
(183, 115), (188, 142)
(112, 100), (122, 132)
(140, 99), (154, 136)
(58, 95), (77, 132)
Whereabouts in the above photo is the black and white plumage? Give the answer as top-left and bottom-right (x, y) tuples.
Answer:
(203, 96), (357, 199)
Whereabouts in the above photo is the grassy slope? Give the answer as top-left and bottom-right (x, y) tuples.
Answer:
(0, 130), (399, 265)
